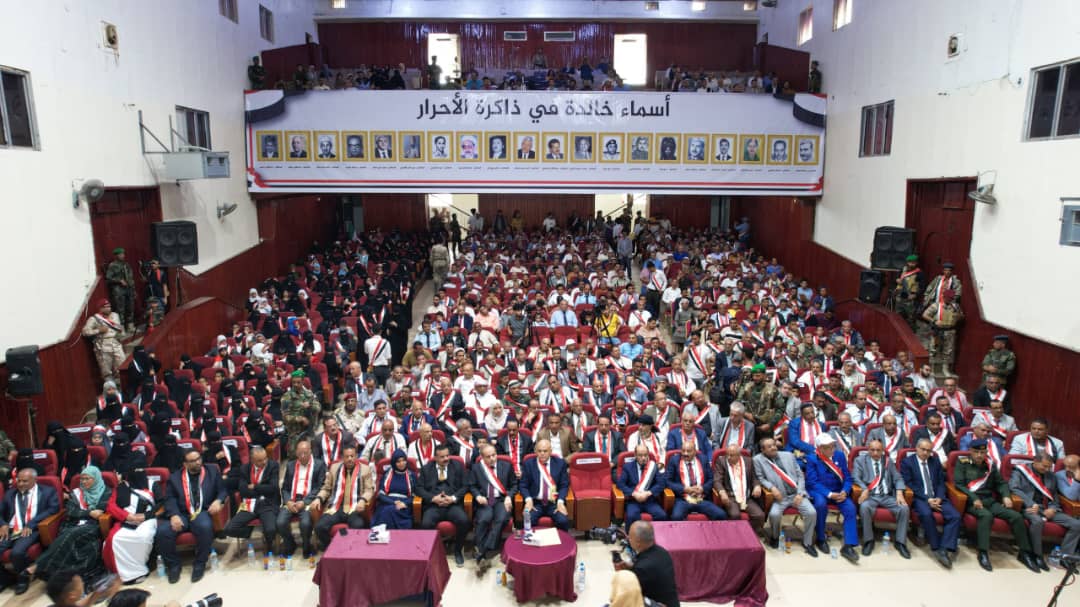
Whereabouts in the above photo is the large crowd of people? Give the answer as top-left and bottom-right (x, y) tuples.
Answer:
(4, 212), (1077, 605)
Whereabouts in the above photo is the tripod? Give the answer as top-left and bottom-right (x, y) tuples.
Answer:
(1046, 559), (1077, 607)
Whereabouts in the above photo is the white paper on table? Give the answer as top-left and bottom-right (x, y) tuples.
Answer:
(522, 527), (561, 547)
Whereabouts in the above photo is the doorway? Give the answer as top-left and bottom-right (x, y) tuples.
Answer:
(89, 187), (163, 318)
(613, 34), (648, 86)
(427, 33), (460, 86)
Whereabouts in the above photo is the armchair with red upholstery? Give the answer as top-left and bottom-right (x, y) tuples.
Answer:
(567, 452), (612, 530)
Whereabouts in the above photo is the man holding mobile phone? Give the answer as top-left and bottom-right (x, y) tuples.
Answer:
(45, 571), (121, 607)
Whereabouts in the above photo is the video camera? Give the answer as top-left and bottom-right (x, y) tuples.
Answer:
(588, 525), (628, 546)
(186, 594), (223, 607)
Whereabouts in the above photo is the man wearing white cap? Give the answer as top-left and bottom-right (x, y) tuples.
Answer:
(805, 433), (860, 563)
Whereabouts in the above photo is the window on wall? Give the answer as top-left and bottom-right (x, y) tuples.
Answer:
(1026, 59), (1080, 140)
(613, 34), (648, 86)
(259, 5), (274, 42)
(1061, 201), (1080, 246)
(0, 67), (39, 149)
(219, 0), (238, 23)
(860, 100), (894, 157)
(331, 0), (348, 8)
(797, 7), (814, 45)
(176, 106), (211, 150)
(833, 0), (853, 30)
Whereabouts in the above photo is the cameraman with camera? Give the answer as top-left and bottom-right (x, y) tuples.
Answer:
(613, 521), (680, 607)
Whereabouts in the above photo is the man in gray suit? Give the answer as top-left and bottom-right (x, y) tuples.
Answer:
(1009, 452), (1080, 568)
(753, 437), (819, 556)
(865, 414), (909, 461)
(714, 402), (756, 454)
(829, 411), (863, 461)
(852, 439), (911, 558)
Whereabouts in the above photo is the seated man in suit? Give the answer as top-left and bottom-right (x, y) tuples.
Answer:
(667, 410), (713, 464)
(400, 398), (437, 438)
(626, 415), (666, 467)
(0, 468), (60, 594)
(616, 444), (666, 529)
(311, 444), (374, 549)
(866, 414), (909, 461)
(667, 442), (726, 521)
(312, 416), (354, 469)
(754, 438), (819, 555)
(416, 444), (470, 566)
(535, 412), (580, 460)
(1009, 452), (1080, 569)
(959, 420), (1005, 469)
(584, 414), (625, 475)
(364, 419), (408, 463)
(852, 439), (911, 558)
(495, 419), (532, 478)
(804, 434), (859, 563)
(1009, 418), (1066, 463)
(407, 423), (443, 468)
(924, 395), (965, 434)
(714, 443), (765, 529)
(910, 412), (956, 465)
(275, 438), (325, 559)
(713, 402), (756, 454)
(521, 439), (571, 531)
(900, 438), (961, 568)
(829, 411), (863, 461)
(155, 448), (227, 583)
(223, 446), (280, 556)
(1057, 454), (1080, 502)
(564, 398), (595, 445)
(954, 438), (1038, 572)
(469, 444), (517, 571)
(786, 403), (825, 459)
(447, 418), (480, 466)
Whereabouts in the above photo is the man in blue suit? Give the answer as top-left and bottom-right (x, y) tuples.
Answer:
(805, 434), (859, 563)
(616, 444), (667, 529)
(156, 448), (227, 583)
(667, 443), (727, 521)
(666, 410), (712, 463)
(521, 439), (571, 530)
(900, 437), (961, 569)
(786, 403), (825, 459)
(0, 468), (60, 594)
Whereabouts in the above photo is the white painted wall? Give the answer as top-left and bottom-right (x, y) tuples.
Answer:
(757, 0), (1080, 350)
(0, 0), (315, 354)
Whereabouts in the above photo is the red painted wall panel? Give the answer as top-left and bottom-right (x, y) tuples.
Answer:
(649, 195), (711, 229)
(361, 194), (430, 232)
(477, 194), (594, 232)
(756, 43), (811, 91)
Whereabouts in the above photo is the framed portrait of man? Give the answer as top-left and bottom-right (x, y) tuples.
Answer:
(599, 133), (624, 163)
(256, 131), (281, 162)
(684, 134), (708, 164)
(400, 132), (424, 161)
(656, 133), (679, 163)
(739, 134), (764, 164)
(429, 132), (452, 162)
(314, 131), (339, 162)
(285, 131), (311, 160)
(342, 131), (367, 161)
(485, 132), (510, 162)
(456, 132), (481, 162)
(767, 135), (792, 165)
(514, 132), (539, 162)
(627, 133), (651, 163)
(711, 134), (736, 164)
(571, 133), (595, 163)
(794, 135), (819, 165)
(542, 132), (567, 162)
(371, 132), (395, 160)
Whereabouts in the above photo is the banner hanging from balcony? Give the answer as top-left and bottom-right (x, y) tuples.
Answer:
(244, 89), (826, 195)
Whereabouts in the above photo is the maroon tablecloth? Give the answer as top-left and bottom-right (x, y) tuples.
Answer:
(652, 521), (768, 607)
(313, 529), (452, 607)
(501, 529), (578, 603)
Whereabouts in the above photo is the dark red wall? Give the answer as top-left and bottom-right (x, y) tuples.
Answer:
(259, 43), (325, 87)
(316, 21), (757, 82)
(756, 43), (811, 91)
(361, 194), (430, 232)
(478, 194), (594, 231)
(650, 195), (711, 229)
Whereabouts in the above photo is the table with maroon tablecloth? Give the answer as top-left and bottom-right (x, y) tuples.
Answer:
(313, 529), (452, 607)
(652, 520), (768, 607)
(501, 529), (578, 603)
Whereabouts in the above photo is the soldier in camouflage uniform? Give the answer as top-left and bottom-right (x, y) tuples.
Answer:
(796, 334), (822, 370)
(105, 247), (136, 334)
(921, 289), (963, 376)
(281, 370), (320, 458)
(0, 428), (14, 481)
(81, 299), (126, 382)
(736, 364), (782, 434)
(892, 254), (923, 329)
(981, 334), (1016, 385)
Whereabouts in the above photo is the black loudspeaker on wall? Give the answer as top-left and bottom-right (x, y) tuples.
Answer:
(5, 345), (44, 397)
(870, 226), (916, 271)
(859, 270), (884, 303)
(151, 221), (199, 267)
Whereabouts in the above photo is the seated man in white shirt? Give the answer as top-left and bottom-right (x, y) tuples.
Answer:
(549, 300), (579, 328)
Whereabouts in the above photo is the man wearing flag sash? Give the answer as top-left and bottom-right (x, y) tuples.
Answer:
(312, 445), (375, 549)
(900, 439), (961, 568)
(521, 440), (571, 531)
(911, 412), (956, 464)
(223, 446), (280, 556)
(714, 443), (765, 529)
(667, 411), (713, 463)
(753, 438), (818, 555)
(364, 325), (393, 386)
(959, 421), (1005, 470)
(0, 468), (60, 591)
(469, 444), (517, 570)
(787, 403), (826, 458)
(954, 439), (1037, 572)
(852, 440), (911, 558)
(925, 396), (965, 436)
(1010, 453), (1080, 569)
(1008, 418), (1065, 464)
(616, 444), (667, 529)
(866, 414), (909, 461)
(643, 260), (666, 316)
(644, 393), (680, 447)
(585, 415), (625, 477)
(973, 400), (1017, 439)
(275, 439), (325, 559)
(364, 419), (408, 463)
(892, 254), (924, 328)
(81, 300), (127, 382)
(313, 417), (354, 468)
(714, 402), (756, 454)
(407, 423), (442, 467)
(156, 449), (226, 583)
(667, 443), (727, 521)
(805, 434), (860, 563)
(495, 419), (532, 478)
(829, 412), (863, 460)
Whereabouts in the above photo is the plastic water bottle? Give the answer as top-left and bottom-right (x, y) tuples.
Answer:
(523, 510), (532, 536)
(285, 555), (293, 579)
(882, 532), (891, 555)
(209, 548), (220, 573)
(156, 555), (166, 578)
(1048, 546), (1063, 569)
(830, 547), (838, 560)
(247, 543), (257, 569)
(574, 562), (586, 594)
(495, 569), (503, 587)
(777, 530), (786, 554)
(264, 551), (272, 572)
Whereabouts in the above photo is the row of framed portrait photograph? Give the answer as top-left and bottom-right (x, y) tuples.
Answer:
(256, 130), (821, 166)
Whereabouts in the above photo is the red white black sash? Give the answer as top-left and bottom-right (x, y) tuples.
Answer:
(800, 419), (822, 445)
(382, 468), (412, 496)
(766, 459), (798, 490)
(834, 431), (853, 457)
(633, 460), (658, 493)
(687, 347), (709, 375)
(453, 435), (474, 462)
(883, 430), (902, 455)
(1024, 434), (1056, 459)
(182, 468), (206, 519)
(73, 487), (90, 510)
(321, 434), (342, 466)
(94, 313), (122, 332)
(1014, 465), (1054, 501)
(242, 466), (265, 511)
(290, 459), (314, 500)
(537, 461), (557, 501)
(371, 338), (389, 364)
(330, 463), (362, 513)
(721, 420), (745, 448)
(865, 458), (886, 492)
(636, 432), (662, 462)
(966, 466), (991, 492)
(507, 435), (521, 475)
(679, 457), (701, 488)
(816, 450), (845, 482)
(480, 463), (507, 497)
(929, 430), (950, 459)
(10, 486), (38, 532)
